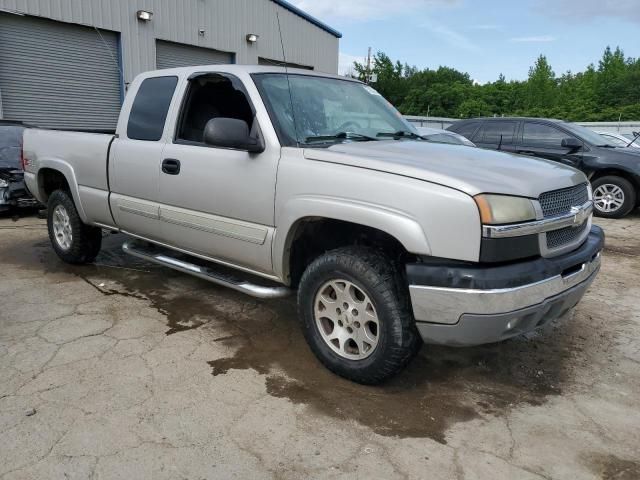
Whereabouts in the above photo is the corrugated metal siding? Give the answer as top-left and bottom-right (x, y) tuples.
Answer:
(156, 40), (233, 69)
(0, 0), (339, 82)
(0, 12), (121, 129)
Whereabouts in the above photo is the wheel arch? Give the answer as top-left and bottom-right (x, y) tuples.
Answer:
(35, 160), (88, 221)
(273, 198), (431, 286)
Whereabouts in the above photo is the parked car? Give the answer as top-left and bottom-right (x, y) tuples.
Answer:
(415, 126), (476, 146)
(448, 117), (640, 218)
(23, 66), (603, 383)
(0, 121), (39, 213)
(595, 130), (640, 150)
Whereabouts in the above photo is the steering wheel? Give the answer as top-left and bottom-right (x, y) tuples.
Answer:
(336, 121), (362, 132)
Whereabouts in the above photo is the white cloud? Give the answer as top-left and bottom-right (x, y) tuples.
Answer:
(510, 35), (556, 43)
(338, 52), (366, 76)
(291, 0), (459, 21)
(421, 20), (481, 52)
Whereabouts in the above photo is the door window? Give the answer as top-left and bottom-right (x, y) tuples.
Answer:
(127, 76), (178, 141)
(176, 74), (254, 145)
(522, 123), (569, 149)
(478, 121), (517, 144)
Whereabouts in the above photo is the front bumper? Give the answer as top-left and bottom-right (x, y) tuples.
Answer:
(408, 226), (604, 346)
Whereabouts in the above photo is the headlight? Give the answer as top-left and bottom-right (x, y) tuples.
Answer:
(0, 178), (8, 188)
(474, 194), (537, 225)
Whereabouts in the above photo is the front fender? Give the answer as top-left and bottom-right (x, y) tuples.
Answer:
(273, 195), (432, 282)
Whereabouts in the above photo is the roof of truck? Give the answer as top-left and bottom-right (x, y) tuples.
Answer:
(142, 64), (358, 82)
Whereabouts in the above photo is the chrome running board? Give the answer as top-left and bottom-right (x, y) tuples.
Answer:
(122, 240), (292, 299)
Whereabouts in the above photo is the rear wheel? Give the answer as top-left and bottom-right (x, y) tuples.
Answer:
(47, 190), (102, 264)
(297, 246), (422, 384)
(592, 176), (636, 218)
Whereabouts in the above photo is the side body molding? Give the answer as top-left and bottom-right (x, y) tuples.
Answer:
(273, 195), (431, 283)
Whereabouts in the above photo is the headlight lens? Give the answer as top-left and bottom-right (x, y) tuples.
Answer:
(0, 178), (8, 188)
(474, 194), (537, 225)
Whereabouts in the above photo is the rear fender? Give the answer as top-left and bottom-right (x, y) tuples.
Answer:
(35, 158), (88, 222)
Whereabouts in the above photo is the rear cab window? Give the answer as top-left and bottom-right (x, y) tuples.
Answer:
(127, 76), (179, 141)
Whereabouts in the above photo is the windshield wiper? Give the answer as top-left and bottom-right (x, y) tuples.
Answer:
(596, 144), (616, 148)
(376, 130), (425, 140)
(305, 132), (378, 143)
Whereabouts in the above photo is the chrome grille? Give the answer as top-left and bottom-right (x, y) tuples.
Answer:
(546, 221), (589, 250)
(539, 183), (589, 217)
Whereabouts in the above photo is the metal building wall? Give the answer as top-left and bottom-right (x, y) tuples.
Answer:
(0, 0), (339, 86)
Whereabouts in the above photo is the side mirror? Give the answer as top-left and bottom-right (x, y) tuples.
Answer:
(561, 137), (582, 151)
(203, 117), (264, 153)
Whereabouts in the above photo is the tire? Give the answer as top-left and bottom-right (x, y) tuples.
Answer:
(592, 176), (636, 219)
(47, 189), (102, 264)
(297, 246), (422, 384)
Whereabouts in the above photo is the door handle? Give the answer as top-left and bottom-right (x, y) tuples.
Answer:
(162, 158), (181, 175)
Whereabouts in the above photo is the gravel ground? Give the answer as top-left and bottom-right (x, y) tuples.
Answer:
(0, 211), (639, 479)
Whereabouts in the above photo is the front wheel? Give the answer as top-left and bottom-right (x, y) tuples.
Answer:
(297, 246), (422, 384)
(47, 190), (102, 264)
(592, 176), (636, 219)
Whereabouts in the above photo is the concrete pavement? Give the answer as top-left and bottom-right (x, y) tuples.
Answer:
(1, 212), (639, 479)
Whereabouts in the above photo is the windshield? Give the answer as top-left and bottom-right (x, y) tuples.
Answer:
(561, 122), (617, 147)
(252, 74), (417, 146)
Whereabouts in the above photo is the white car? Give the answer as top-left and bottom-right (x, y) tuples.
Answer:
(596, 131), (640, 149)
(415, 126), (476, 147)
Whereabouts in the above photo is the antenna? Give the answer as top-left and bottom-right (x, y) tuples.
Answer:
(276, 12), (300, 147)
(625, 131), (639, 148)
(497, 134), (503, 151)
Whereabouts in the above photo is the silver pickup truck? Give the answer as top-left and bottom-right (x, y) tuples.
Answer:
(23, 65), (603, 384)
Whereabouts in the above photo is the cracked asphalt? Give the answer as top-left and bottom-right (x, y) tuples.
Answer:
(1, 211), (639, 479)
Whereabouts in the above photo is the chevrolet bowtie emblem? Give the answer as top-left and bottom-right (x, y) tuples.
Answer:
(570, 206), (588, 226)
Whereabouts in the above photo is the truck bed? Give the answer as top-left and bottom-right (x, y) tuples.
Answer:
(23, 128), (115, 224)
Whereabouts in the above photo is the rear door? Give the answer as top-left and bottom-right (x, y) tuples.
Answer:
(472, 120), (520, 153)
(109, 75), (179, 241)
(519, 121), (583, 167)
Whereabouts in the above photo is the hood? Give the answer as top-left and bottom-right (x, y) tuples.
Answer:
(304, 140), (586, 198)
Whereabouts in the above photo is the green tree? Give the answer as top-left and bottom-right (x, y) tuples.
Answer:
(525, 55), (557, 110)
(351, 48), (640, 121)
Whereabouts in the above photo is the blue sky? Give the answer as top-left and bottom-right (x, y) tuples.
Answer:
(292, 0), (640, 83)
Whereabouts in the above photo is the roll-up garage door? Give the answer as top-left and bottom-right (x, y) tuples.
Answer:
(156, 40), (234, 69)
(0, 13), (122, 131)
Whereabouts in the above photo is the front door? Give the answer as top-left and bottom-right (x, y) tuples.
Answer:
(158, 73), (279, 276)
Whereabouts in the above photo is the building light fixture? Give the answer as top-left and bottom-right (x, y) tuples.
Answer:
(246, 33), (259, 43)
(136, 10), (153, 22)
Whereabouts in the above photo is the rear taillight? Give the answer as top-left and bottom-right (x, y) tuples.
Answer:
(20, 141), (27, 171)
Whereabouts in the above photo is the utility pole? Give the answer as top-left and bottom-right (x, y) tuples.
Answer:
(366, 47), (372, 84)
